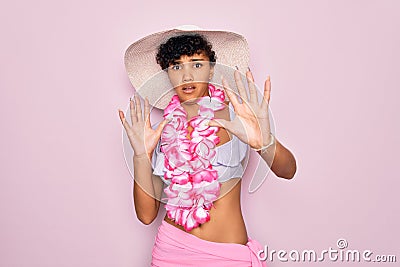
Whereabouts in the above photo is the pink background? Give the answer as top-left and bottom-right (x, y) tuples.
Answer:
(1, 0), (399, 266)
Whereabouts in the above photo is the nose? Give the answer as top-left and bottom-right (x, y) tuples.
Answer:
(182, 64), (193, 83)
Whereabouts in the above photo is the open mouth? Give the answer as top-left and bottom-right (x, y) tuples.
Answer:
(182, 85), (196, 93)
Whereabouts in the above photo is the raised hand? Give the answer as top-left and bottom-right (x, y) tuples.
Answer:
(118, 92), (168, 158)
(209, 69), (273, 150)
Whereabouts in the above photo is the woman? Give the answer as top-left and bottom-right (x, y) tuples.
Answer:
(119, 26), (297, 266)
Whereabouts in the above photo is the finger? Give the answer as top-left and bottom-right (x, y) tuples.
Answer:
(222, 76), (240, 109)
(144, 97), (151, 127)
(118, 109), (132, 132)
(209, 118), (242, 138)
(246, 69), (258, 105)
(118, 109), (125, 122)
(234, 69), (248, 102)
(208, 118), (229, 130)
(261, 76), (271, 110)
(130, 97), (137, 123)
(134, 92), (143, 122)
(155, 119), (169, 138)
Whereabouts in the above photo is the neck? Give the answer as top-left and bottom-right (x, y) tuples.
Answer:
(180, 88), (210, 116)
(181, 102), (199, 119)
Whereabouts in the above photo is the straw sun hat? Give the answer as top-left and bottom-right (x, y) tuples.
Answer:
(124, 25), (250, 110)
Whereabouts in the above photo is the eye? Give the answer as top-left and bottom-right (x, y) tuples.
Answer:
(194, 62), (203, 68)
(170, 64), (181, 70)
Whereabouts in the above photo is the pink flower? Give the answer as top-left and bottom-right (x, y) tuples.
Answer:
(161, 124), (187, 144)
(190, 118), (219, 137)
(198, 180), (221, 204)
(191, 169), (218, 183)
(195, 84), (226, 111)
(164, 183), (194, 208)
(163, 95), (181, 118)
(189, 116), (208, 131)
(184, 210), (200, 231)
(189, 138), (216, 161)
(198, 106), (215, 118)
(191, 181), (220, 209)
(165, 168), (190, 185)
(208, 84), (225, 103)
(163, 180), (221, 231)
(163, 144), (192, 169)
(170, 116), (187, 131)
(190, 154), (210, 170)
(193, 206), (210, 224)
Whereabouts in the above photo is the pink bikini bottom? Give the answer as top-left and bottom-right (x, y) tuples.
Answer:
(151, 220), (267, 267)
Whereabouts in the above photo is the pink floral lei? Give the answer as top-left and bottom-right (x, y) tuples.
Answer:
(161, 83), (226, 231)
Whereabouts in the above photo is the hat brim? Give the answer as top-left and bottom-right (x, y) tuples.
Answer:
(124, 28), (250, 110)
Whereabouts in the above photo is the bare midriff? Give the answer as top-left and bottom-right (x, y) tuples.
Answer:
(164, 179), (248, 245)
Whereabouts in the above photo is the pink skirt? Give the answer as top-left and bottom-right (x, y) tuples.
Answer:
(151, 220), (267, 267)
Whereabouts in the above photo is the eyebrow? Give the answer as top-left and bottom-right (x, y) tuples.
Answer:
(172, 58), (208, 64)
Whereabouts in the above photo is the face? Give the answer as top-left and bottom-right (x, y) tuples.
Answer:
(167, 53), (214, 104)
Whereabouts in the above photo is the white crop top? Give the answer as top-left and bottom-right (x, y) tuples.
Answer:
(151, 104), (249, 185)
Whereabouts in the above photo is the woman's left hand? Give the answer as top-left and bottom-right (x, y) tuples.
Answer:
(209, 69), (273, 149)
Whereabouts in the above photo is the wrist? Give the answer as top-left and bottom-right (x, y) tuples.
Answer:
(253, 133), (275, 153)
(133, 152), (152, 160)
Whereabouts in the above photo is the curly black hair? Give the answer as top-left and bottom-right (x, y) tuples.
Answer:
(156, 34), (217, 70)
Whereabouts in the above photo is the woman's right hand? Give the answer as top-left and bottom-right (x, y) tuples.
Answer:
(118, 92), (168, 158)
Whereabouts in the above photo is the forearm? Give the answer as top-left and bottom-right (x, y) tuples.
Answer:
(258, 137), (297, 179)
(133, 154), (160, 224)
